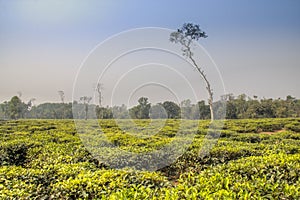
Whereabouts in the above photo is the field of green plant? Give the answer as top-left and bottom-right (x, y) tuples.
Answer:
(0, 118), (300, 199)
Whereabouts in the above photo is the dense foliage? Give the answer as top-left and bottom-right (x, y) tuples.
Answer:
(0, 118), (299, 199)
(1, 94), (300, 120)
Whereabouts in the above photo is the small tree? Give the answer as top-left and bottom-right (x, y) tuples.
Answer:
(150, 104), (168, 119)
(80, 96), (92, 120)
(7, 96), (27, 119)
(138, 97), (151, 119)
(170, 23), (214, 122)
(129, 97), (151, 119)
(162, 101), (181, 119)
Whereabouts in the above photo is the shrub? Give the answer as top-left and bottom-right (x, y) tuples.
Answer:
(285, 122), (300, 132)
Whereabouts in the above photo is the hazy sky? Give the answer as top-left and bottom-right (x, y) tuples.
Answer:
(0, 0), (300, 105)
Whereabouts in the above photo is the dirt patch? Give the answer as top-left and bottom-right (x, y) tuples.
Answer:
(260, 129), (285, 135)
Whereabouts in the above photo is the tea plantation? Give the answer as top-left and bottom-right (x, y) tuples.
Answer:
(0, 118), (299, 199)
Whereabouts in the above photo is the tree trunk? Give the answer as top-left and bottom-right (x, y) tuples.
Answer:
(188, 54), (214, 122)
(85, 104), (88, 120)
(208, 99), (214, 122)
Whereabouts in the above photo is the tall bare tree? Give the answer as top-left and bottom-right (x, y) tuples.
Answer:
(95, 83), (103, 107)
(170, 23), (214, 122)
(58, 91), (65, 104)
(80, 96), (92, 120)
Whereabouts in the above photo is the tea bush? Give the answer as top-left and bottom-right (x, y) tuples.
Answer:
(0, 118), (299, 199)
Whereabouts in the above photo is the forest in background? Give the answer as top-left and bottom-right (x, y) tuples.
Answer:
(0, 94), (299, 120)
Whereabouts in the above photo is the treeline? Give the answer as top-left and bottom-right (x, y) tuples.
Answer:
(0, 94), (300, 120)
(222, 94), (300, 119)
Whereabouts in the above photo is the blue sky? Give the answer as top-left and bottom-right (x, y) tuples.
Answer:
(0, 0), (300, 104)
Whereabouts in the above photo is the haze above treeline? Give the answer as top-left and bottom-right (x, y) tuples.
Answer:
(1, 1), (300, 103)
